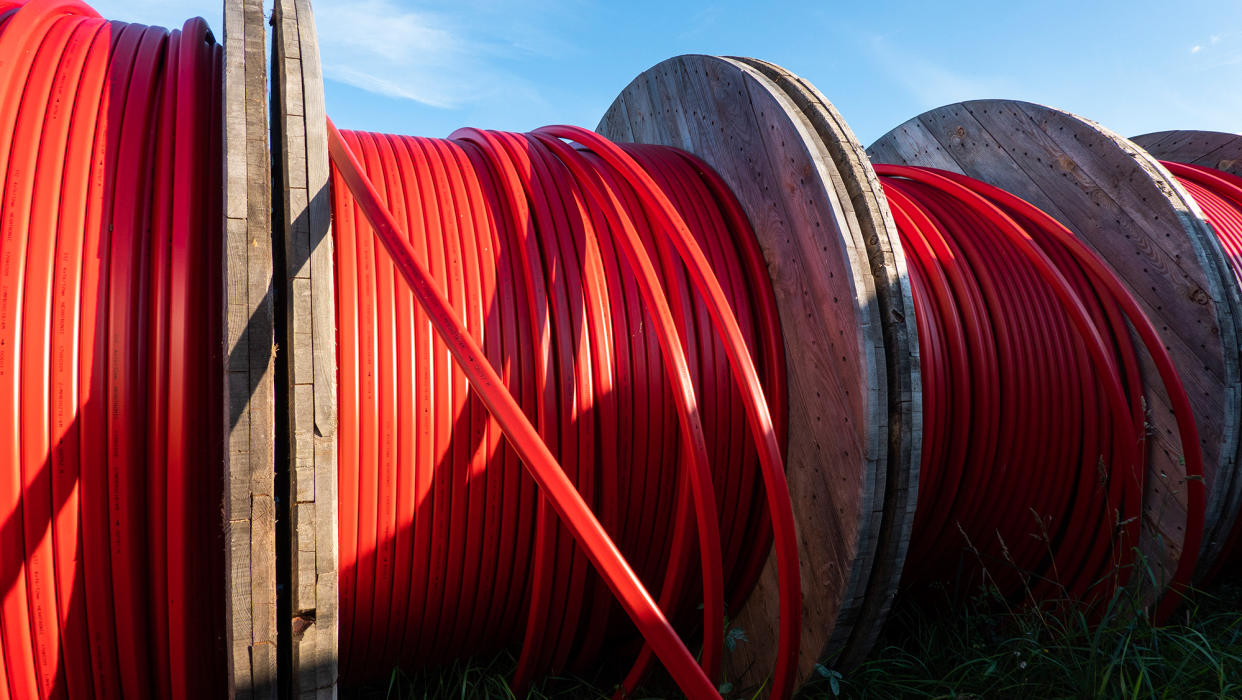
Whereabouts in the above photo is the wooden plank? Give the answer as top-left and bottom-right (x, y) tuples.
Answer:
(228, 520), (253, 700)
(224, 0), (278, 697)
(273, 0), (339, 696)
(869, 100), (1242, 591)
(600, 54), (899, 693)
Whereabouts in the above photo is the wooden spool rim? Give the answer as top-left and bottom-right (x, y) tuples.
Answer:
(869, 100), (1242, 588)
(1132, 128), (1242, 574)
(1133, 130), (1242, 179)
(271, 0), (340, 696)
(599, 54), (918, 690)
(729, 56), (921, 668)
(222, 0), (278, 695)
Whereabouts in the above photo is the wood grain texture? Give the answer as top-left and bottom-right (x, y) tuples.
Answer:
(1131, 129), (1242, 574)
(273, 0), (339, 695)
(223, 0), (278, 697)
(729, 57), (921, 670)
(870, 101), (1242, 589)
(1133, 131), (1242, 178)
(600, 54), (911, 692)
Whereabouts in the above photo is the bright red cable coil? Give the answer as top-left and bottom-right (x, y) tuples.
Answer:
(0, 0), (227, 698)
(325, 120), (800, 699)
(878, 165), (1204, 618)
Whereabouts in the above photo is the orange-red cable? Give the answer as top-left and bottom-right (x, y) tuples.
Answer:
(326, 120), (795, 699)
(0, 1), (226, 697)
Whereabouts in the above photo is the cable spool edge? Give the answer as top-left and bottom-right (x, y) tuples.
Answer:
(1133, 128), (1242, 577)
(223, 0), (280, 696)
(598, 53), (915, 693)
(728, 56), (922, 669)
(270, 0), (340, 696)
(869, 100), (1242, 602)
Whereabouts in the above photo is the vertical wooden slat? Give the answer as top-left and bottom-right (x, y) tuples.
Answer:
(223, 0), (278, 697)
(272, 0), (340, 696)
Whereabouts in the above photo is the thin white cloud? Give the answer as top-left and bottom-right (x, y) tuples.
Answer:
(864, 35), (1010, 107)
(86, 0), (552, 111)
(1192, 45), (1203, 53)
(313, 0), (542, 109)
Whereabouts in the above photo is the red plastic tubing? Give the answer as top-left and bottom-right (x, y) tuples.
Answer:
(0, 1), (227, 699)
(1162, 160), (1242, 569)
(877, 165), (1204, 619)
(326, 122), (798, 699)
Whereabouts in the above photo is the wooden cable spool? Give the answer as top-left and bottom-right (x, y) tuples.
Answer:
(1132, 129), (1242, 574)
(266, 20), (924, 691)
(597, 54), (920, 691)
(1, 0), (1233, 696)
(869, 102), (1242, 592)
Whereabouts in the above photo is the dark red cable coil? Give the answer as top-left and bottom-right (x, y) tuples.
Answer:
(0, 1), (226, 698)
(877, 165), (1204, 618)
(1162, 160), (1242, 570)
(325, 122), (800, 698)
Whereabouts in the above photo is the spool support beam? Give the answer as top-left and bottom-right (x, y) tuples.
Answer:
(272, 0), (340, 696)
(223, 0), (279, 697)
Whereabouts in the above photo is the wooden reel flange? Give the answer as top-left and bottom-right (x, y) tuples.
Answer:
(272, 0), (340, 696)
(599, 54), (921, 691)
(222, 0), (279, 696)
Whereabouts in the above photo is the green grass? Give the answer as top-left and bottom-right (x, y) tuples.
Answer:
(348, 582), (1242, 699)
(803, 581), (1242, 699)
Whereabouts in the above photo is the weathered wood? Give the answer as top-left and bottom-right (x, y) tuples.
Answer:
(600, 54), (915, 692)
(1133, 130), (1242, 178)
(1132, 129), (1242, 574)
(223, 0), (278, 697)
(273, 0), (339, 695)
(870, 101), (1242, 590)
(728, 57), (921, 669)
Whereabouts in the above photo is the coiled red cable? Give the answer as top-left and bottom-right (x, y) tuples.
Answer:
(0, 0), (226, 698)
(877, 165), (1204, 618)
(1161, 160), (1242, 570)
(325, 123), (798, 699)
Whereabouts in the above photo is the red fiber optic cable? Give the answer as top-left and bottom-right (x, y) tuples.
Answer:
(0, 1), (226, 697)
(326, 118), (796, 699)
(1162, 160), (1242, 574)
(877, 165), (1203, 620)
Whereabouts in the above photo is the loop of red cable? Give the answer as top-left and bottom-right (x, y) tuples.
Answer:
(1162, 160), (1242, 571)
(877, 165), (1204, 618)
(0, 1), (227, 698)
(326, 121), (794, 699)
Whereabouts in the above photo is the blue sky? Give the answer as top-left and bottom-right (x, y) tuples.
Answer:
(93, 0), (1241, 146)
